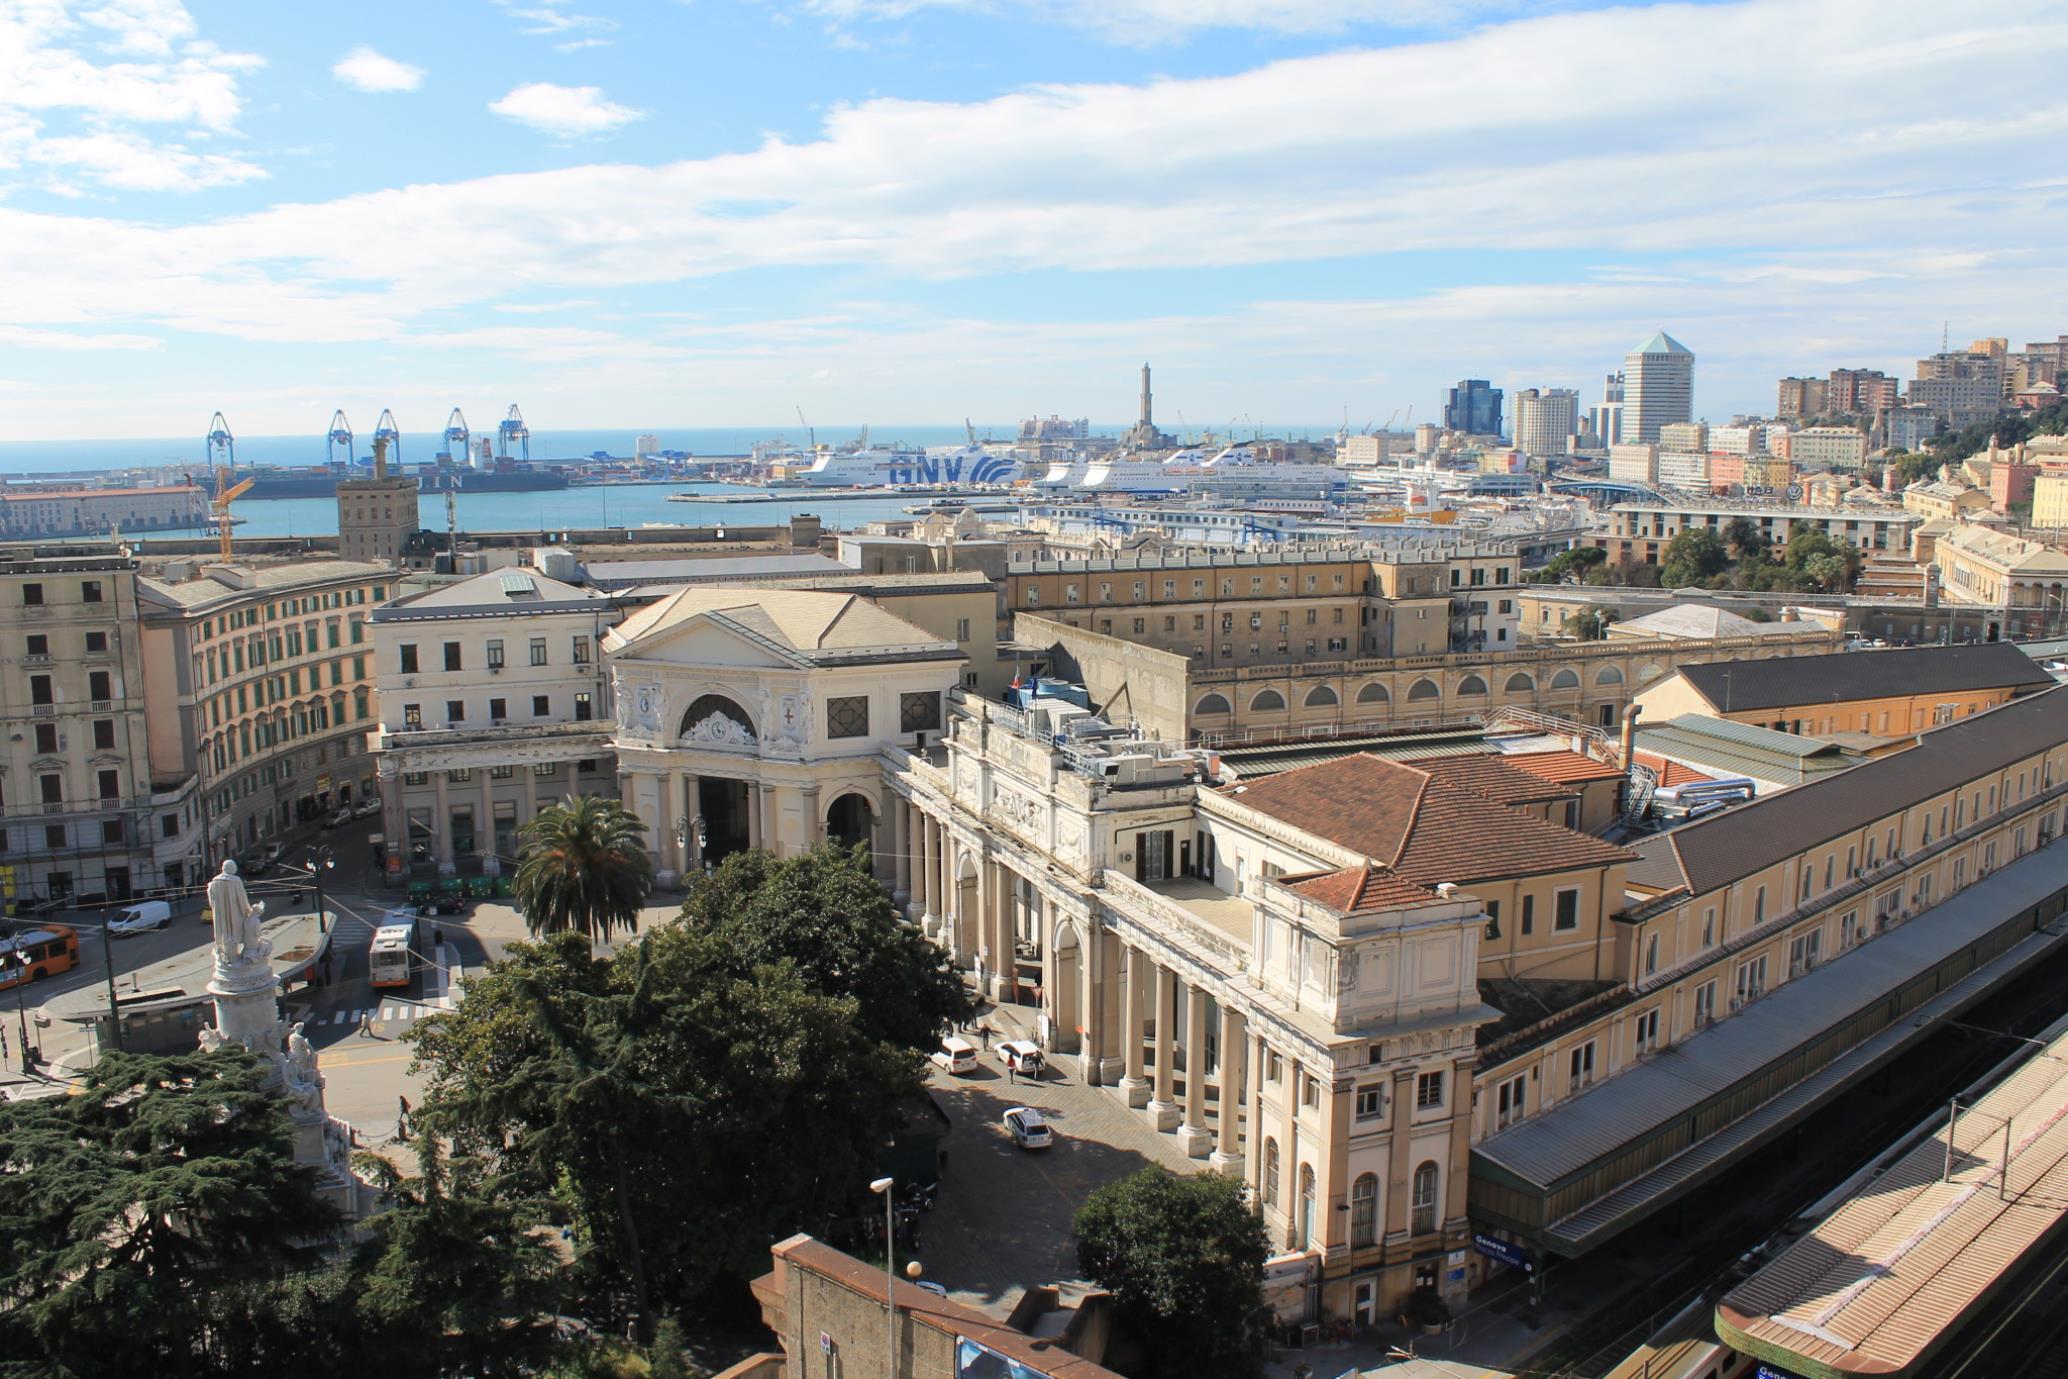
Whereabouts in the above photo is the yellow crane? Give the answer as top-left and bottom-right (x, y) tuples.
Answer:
(212, 466), (253, 562)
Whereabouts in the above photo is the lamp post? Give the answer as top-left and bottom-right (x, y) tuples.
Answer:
(94, 904), (122, 1052)
(304, 845), (335, 934)
(10, 951), (32, 1072)
(871, 1175), (898, 1379)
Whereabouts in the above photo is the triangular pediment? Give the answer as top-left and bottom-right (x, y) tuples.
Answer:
(611, 609), (808, 671)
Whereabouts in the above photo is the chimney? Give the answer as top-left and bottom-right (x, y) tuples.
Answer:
(1618, 702), (1643, 769)
(373, 434), (389, 480)
(1435, 882), (1458, 899)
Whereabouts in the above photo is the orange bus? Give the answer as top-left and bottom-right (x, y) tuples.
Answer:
(0, 924), (80, 990)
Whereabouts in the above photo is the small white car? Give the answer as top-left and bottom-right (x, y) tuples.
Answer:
(323, 807), (351, 829)
(929, 1035), (980, 1075)
(107, 900), (173, 935)
(1003, 1106), (1053, 1150)
(998, 1040), (1045, 1077)
(352, 797), (382, 818)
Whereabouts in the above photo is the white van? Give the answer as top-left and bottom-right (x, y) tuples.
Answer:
(108, 900), (173, 935)
(930, 1034), (980, 1075)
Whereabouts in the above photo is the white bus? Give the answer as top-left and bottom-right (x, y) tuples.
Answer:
(368, 912), (418, 990)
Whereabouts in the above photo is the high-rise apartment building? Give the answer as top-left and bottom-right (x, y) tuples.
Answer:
(1510, 387), (1579, 458)
(1911, 349), (2007, 426)
(1623, 331), (1694, 443)
(1777, 376), (1828, 419)
(1826, 368), (1898, 415)
(1586, 371), (1625, 448)
(1443, 379), (1503, 437)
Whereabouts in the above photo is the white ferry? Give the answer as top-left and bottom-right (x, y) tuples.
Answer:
(796, 443), (1025, 487)
(1036, 446), (1348, 495)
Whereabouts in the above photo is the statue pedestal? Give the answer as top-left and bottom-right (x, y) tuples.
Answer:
(206, 955), (281, 1056)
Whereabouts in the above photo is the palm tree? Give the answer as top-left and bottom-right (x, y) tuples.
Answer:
(512, 795), (653, 945)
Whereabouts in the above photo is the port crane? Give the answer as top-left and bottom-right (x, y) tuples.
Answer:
(326, 410), (353, 468)
(795, 406), (816, 450)
(442, 408), (471, 465)
(497, 404), (530, 462)
(373, 409), (402, 466)
(206, 410), (235, 470)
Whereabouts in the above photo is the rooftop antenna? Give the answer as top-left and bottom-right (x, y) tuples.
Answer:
(445, 490), (457, 561)
(1942, 320), (1949, 353)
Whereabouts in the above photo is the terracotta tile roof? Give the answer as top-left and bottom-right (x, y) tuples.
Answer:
(1226, 753), (1634, 885)
(1411, 752), (1580, 804)
(1281, 863), (1443, 913)
(1631, 750), (1715, 788)
(1500, 749), (1627, 786)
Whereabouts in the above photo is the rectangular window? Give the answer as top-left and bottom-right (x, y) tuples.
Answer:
(101, 819), (123, 844)
(533, 695), (550, 717)
(1415, 1070), (1445, 1109)
(1554, 888), (1579, 931)
(489, 697), (507, 722)
(89, 670), (112, 702)
(22, 583), (43, 606)
(534, 762), (558, 777)
(445, 699), (464, 724)
(1355, 1084), (1384, 1122)
(399, 644), (419, 674)
(403, 704), (422, 728)
(827, 695), (869, 739)
(1496, 1074), (1528, 1130)
(1633, 1008), (1660, 1054)
(443, 642), (462, 672)
(1520, 894), (1535, 935)
(899, 691), (942, 734)
(574, 692), (593, 722)
(571, 636), (590, 665)
(1301, 1073), (1321, 1110)
(490, 764), (514, 779)
(96, 769), (118, 800)
(1694, 980), (1717, 1025)
(81, 580), (101, 604)
(85, 631), (107, 653)
(1735, 955), (1768, 1006)
(1569, 1041), (1596, 1089)
(39, 773), (62, 804)
(530, 637), (547, 666)
(1788, 928), (1823, 977)
(486, 640), (505, 669)
(93, 719), (115, 750)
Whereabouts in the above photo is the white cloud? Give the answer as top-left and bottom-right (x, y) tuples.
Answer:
(331, 45), (424, 94)
(0, 0), (265, 191)
(801, 0), (1541, 41)
(6, 0), (2068, 428)
(489, 82), (642, 137)
(491, 1), (618, 38)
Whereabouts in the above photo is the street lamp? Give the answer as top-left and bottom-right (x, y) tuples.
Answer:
(8, 951), (33, 1073)
(870, 1176), (898, 1379)
(304, 845), (335, 934)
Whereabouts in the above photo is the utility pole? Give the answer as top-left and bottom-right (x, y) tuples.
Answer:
(97, 903), (123, 1052)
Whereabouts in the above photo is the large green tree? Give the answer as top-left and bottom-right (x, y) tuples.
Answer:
(1660, 528), (1730, 588)
(514, 794), (655, 945)
(409, 919), (926, 1334)
(0, 1048), (340, 1379)
(1075, 1168), (1270, 1379)
(678, 842), (969, 1050)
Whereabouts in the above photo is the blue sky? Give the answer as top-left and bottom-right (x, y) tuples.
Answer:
(4, 0), (2067, 439)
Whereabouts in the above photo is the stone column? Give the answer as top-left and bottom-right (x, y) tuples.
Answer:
(1177, 983), (1212, 1158)
(1148, 963), (1180, 1132)
(655, 768), (680, 886)
(1443, 1055), (1477, 1236)
(745, 782), (761, 852)
(1212, 1006), (1247, 1170)
(1244, 1031), (1266, 1190)
(891, 798), (911, 905)
(1118, 944), (1150, 1107)
(1078, 921), (1104, 1085)
(433, 772), (454, 872)
(801, 783), (822, 848)
(521, 761), (538, 825)
(1384, 1067), (1417, 1245)
(478, 770), (495, 873)
(379, 763), (405, 879)
(916, 814), (936, 934)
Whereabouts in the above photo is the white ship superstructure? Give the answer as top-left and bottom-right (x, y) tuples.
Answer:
(1036, 446), (1347, 495)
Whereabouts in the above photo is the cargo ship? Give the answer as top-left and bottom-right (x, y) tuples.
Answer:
(234, 463), (569, 498)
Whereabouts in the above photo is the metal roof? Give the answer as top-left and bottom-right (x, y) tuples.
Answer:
(1214, 729), (1491, 778)
(1675, 643), (2055, 714)
(1474, 843), (2068, 1204)
(1717, 1019), (2068, 1378)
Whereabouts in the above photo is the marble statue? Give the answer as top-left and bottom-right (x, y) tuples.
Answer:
(208, 859), (270, 969)
(287, 1020), (320, 1086)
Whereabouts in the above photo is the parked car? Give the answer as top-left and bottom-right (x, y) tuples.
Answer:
(108, 900), (173, 936)
(323, 806), (352, 829)
(1002, 1106), (1053, 1150)
(929, 1035), (980, 1076)
(260, 842), (285, 864)
(998, 1040), (1045, 1077)
(240, 855), (275, 878)
(352, 797), (382, 819)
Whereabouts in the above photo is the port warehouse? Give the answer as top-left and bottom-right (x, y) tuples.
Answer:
(1466, 686), (2068, 1259)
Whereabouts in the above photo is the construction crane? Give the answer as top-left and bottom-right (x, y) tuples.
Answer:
(373, 409), (401, 468)
(212, 466), (253, 563)
(325, 410), (353, 468)
(1383, 409), (1400, 431)
(205, 410), (235, 470)
(497, 404), (529, 461)
(442, 408), (470, 466)
(795, 406), (815, 450)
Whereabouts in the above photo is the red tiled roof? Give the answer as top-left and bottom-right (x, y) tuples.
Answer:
(1411, 752), (1580, 803)
(1501, 749), (1626, 785)
(1281, 863), (1443, 914)
(1631, 750), (1715, 788)
(1225, 752), (1635, 884)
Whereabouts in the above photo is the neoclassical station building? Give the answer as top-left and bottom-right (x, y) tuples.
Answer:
(372, 563), (2068, 1329)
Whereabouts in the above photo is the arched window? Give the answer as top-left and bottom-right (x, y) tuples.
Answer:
(1304, 685), (1338, 708)
(1456, 675), (1488, 697)
(1407, 677), (1440, 702)
(1356, 681), (1390, 704)
(1596, 666), (1625, 687)
(1195, 692), (1232, 716)
(1638, 661), (1666, 683)
(1504, 673), (1534, 693)
(1298, 1164), (1317, 1248)
(679, 694), (757, 743)
(1350, 1173), (1378, 1247)
(1550, 668), (1581, 690)
(1411, 1161), (1440, 1235)
(1250, 688), (1287, 712)
(1263, 1139), (1280, 1206)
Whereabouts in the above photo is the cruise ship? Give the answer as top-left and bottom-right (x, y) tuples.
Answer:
(1035, 446), (1348, 496)
(796, 444), (1025, 487)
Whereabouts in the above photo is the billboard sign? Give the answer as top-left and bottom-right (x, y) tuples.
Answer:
(955, 1337), (1053, 1379)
